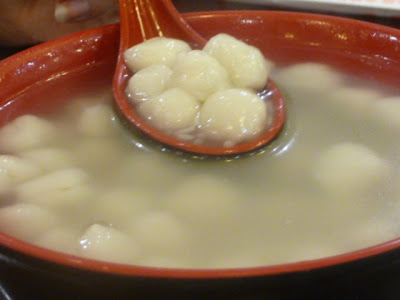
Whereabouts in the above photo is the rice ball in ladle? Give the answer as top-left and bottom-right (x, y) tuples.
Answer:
(124, 33), (274, 149)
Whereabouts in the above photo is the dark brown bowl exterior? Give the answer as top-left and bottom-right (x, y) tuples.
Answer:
(1, 11), (400, 298)
(2, 242), (400, 299)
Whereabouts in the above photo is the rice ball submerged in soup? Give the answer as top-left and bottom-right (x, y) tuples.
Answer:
(0, 61), (399, 269)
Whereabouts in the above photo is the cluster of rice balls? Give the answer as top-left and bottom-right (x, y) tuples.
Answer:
(124, 33), (273, 147)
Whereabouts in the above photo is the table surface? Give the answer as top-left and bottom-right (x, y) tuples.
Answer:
(1, 1), (400, 299)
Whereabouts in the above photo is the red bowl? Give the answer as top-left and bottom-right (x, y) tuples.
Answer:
(1, 11), (400, 298)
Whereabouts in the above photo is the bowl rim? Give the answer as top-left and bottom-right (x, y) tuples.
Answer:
(1, 10), (400, 279)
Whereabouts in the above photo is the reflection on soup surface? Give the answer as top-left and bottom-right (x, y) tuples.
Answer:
(0, 62), (399, 269)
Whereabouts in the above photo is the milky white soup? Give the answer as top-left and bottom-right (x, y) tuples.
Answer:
(0, 62), (399, 269)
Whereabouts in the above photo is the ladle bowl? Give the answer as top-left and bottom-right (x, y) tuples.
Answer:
(113, 0), (285, 156)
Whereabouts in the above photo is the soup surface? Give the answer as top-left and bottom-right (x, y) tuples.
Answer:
(0, 62), (399, 268)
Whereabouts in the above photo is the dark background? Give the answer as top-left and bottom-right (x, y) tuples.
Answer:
(1, 0), (399, 59)
(1, 0), (400, 299)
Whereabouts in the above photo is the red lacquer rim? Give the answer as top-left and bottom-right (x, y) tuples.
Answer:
(1, 11), (400, 279)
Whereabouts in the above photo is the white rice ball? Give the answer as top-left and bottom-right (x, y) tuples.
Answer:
(313, 142), (390, 196)
(78, 224), (140, 264)
(126, 64), (172, 104)
(328, 87), (382, 118)
(199, 89), (267, 146)
(62, 92), (112, 122)
(16, 168), (93, 210)
(203, 33), (272, 90)
(124, 37), (191, 72)
(0, 203), (58, 241)
(0, 172), (11, 198)
(127, 211), (190, 255)
(166, 174), (241, 228)
(0, 115), (57, 152)
(137, 88), (200, 133)
(0, 155), (43, 184)
(35, 227), (79, 255)
(20, 147), (76, 172)
(77, 103), (116, 137)
(169, 50), (231, 101)
(273, 62), (342, 95)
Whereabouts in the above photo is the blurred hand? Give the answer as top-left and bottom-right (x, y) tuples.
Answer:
(0, 0), (119, 46)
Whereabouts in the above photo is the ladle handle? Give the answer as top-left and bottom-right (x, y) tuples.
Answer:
(119, 0), (206, 51)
